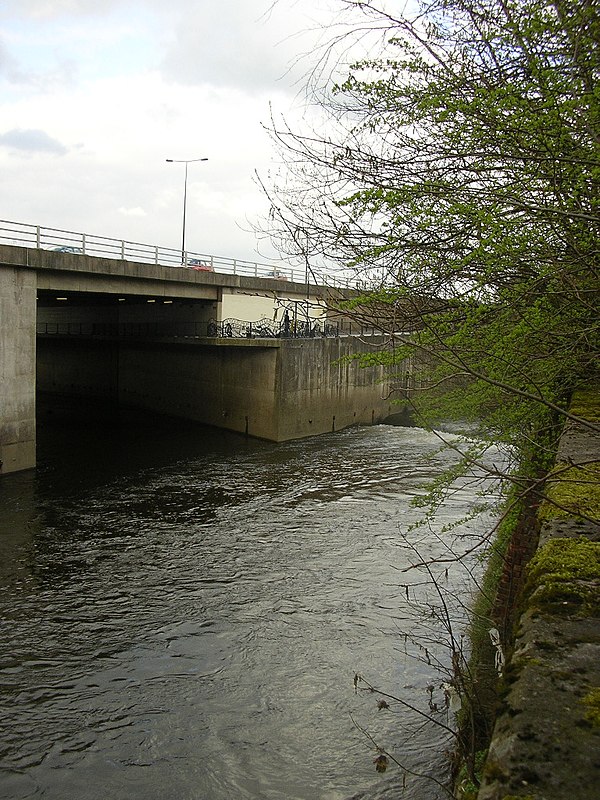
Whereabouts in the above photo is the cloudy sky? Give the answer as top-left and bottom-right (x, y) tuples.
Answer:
(0, 0), (361, 263)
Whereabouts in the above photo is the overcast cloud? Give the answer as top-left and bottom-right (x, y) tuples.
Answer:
(0, 0), (349, 261)
(0, 127), (69, 155)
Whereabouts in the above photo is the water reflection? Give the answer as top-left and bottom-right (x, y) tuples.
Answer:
(0, 406), (502, 800)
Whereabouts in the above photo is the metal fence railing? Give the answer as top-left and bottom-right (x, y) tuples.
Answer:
(36, 317), (384, 341)
(0, 219), (357, 288)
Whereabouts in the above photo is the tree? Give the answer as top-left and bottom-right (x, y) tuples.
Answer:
(264, 0), (599, 463)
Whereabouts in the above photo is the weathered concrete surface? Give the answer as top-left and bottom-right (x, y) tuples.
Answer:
(0, 267), (36, 474)
(36, 335), (395, 442)
(276, 337), (394, 439)
(116, 339), (283, 440)
(477, 396), (600, 800)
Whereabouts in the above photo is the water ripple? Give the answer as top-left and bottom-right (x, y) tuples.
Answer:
(0, 417), (506, 800)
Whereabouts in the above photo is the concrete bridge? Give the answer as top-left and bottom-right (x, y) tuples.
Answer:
(1, 235), (397, 476)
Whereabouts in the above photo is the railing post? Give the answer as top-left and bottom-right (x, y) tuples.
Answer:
(82, 233), (86, 254)
(121, 240), (125, 260)
(36, 226), (41, 249)
(155, 246), (159, 265)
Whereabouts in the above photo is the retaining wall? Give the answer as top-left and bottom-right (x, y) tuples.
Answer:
(477, 391), (600, 800)
(36, 335), (396, 444)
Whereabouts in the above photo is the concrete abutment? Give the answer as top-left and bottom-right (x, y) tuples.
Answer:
(35, 336), (395, 445)
(0, 267), (37, 474)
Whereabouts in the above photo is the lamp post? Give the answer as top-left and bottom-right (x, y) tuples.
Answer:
(166, 157), (208, 264)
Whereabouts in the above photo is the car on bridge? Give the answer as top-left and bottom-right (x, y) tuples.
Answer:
(52, 245), (82, 254)
(265, 270), (288, 281)
(188, 258), (214, 272)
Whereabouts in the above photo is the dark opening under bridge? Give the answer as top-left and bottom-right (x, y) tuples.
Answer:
(0, 228), (400, 476)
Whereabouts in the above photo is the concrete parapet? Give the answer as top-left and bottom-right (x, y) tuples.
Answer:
(477, 392), (600, 800)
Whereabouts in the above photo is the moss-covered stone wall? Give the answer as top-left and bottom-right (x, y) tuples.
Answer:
(477, 390), (600, 800)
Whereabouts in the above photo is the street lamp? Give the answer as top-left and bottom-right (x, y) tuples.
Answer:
(166, 157), (208, 264)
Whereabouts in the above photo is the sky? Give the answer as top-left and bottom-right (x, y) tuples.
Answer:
(0, 0), (358, 263)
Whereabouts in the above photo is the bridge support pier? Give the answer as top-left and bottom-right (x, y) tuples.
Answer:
(0, 267), (37, 474)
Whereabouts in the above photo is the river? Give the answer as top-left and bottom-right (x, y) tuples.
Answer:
(0, 407), (502, 800)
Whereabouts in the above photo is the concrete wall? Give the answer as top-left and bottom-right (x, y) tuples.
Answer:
(220, 286), (326, 324)
(476, 391), (600, 800)
(0, 267), (37, 474)
(276, 337), (393, 439)
(35, 335), (396, 443)
(37, 298), (218, 328)
(116, 341), (281, 440)
(37, 338), (119, 400)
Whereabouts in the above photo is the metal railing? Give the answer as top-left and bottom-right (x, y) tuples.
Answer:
(207, 317), (342, 339)
(36, 317), (383, 340)
(0, 219), (357, 288)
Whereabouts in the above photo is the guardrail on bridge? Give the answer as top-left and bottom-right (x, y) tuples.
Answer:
(0, 219), (356, 288)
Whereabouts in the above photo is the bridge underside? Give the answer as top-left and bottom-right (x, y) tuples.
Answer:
(1, 268), (396, 475)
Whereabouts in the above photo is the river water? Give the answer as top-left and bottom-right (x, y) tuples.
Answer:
(0, 408), (501, 800)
